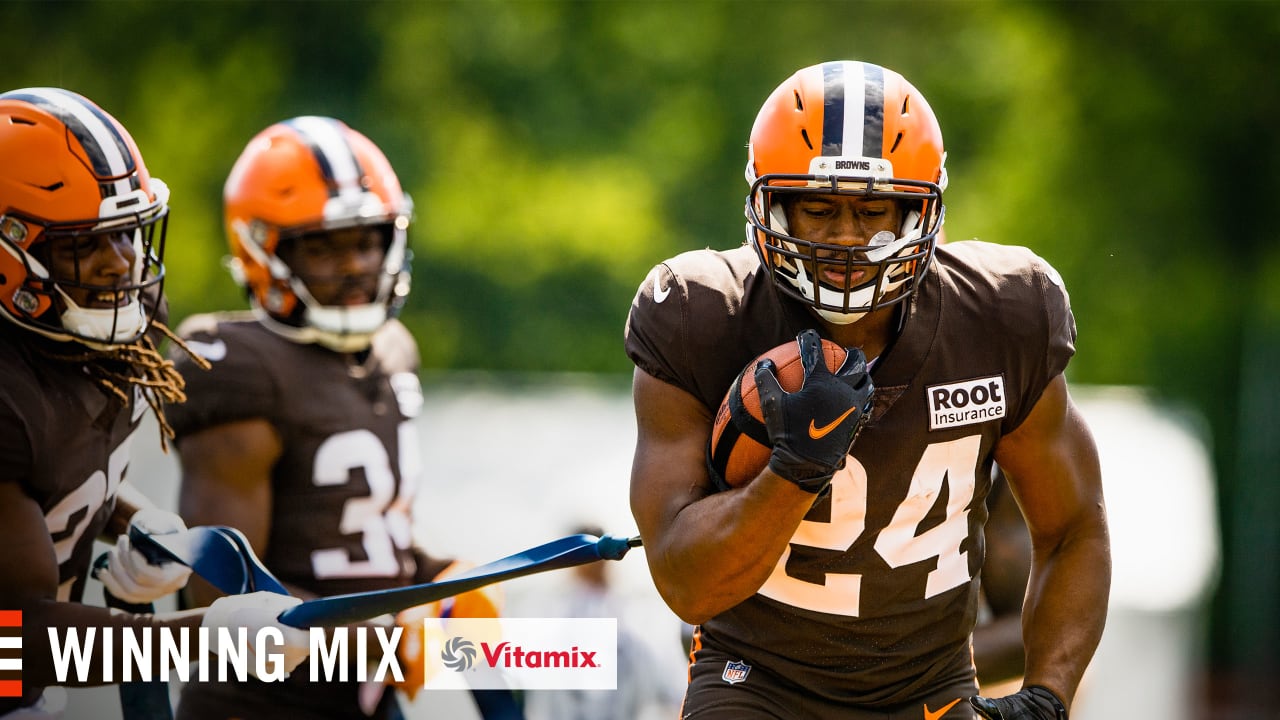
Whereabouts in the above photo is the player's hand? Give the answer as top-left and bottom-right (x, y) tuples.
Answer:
(394, 561), (503, 699)
(202, 592), (310, 679)
(755, 329), (874, 493)
(95, 508), (193, 604)
(970, 686), (1068, 719)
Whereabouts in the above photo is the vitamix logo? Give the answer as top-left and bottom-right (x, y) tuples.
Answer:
(422, 618), (615, 691)
(441, 637), (599, 672)
(441, 637), (476, 671)
(927, 376), (1007, 430)
(476, 641), (598, 670)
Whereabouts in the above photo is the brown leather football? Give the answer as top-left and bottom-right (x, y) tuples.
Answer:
(707, 337), (849, 489)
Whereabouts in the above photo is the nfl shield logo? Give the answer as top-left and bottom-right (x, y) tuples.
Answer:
(721, 660), (751, 685)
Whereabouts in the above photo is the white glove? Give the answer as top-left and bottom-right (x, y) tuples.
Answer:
(202, 592), (310, 680)
(96, 508), (193, 604)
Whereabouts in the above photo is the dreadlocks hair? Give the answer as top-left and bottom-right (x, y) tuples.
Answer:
(35, 321), (211, 451)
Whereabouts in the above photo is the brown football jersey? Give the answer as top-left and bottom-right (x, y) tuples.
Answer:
(624, 240), (1075, 708)
(167, 315), (424, 719)
(0, 325), (150, 715)
(0, 325), (147, 604)
(168, 313), (424, 597)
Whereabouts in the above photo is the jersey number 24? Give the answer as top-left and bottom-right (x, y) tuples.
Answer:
(758, 434), (980, 616)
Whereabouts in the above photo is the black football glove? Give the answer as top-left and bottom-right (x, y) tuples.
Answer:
(970, 686), (1068, 720)
(754, 329), (874, 494)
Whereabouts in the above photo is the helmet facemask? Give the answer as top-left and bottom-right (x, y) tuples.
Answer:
(230, 210), (412, 353)
(747, 170), (942, 324)
(2, 186), (168, 349)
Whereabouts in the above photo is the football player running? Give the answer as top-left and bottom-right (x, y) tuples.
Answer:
(167, 117), (509, 720)
(0, 88), (308, 719)
(625, 61), (1109, 719)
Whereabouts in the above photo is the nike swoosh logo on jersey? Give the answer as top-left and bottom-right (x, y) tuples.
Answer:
(808, 406), (857, 439)
(653, 281), (671, 303)
(186, 338), (227, 362)
(923, 698), (961, 720)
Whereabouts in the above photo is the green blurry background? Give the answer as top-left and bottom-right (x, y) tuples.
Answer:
(5, 0), (1277, 714)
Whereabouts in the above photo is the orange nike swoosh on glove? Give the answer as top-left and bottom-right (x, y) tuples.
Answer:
(923, 698), (961, 720)
(808, 407), (857, 439)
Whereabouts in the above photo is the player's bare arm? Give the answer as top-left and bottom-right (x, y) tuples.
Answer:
(630, 367), (819, 624)
(972, 472), (1033, 687)
(104, 481), (165, 537)
(177, 417), (282, 606)
(992, 372), (1110, 710)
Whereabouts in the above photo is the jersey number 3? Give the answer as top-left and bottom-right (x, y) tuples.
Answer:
(310, 422), (420, 579)
(758, 434), (980, 616)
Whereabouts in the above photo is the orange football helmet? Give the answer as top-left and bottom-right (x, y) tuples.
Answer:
(745, 61), (947, 324)
(223, 116), (412, 352)
(0, 88), (169, 347)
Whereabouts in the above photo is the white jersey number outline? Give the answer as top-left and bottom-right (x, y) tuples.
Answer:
(44, 432), (134, 601)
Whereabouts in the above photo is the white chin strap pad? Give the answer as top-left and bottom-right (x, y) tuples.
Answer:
(305, 303), (387, 337)
(58, 292), (147, 344)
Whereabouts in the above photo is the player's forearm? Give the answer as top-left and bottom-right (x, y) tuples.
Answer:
(1020, 523), (1110, 708)
(647, 471), (814, 624)
(104, 482), (154, 538)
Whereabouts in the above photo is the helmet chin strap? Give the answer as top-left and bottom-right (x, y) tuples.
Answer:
(305, 303), (388, 351)
(57, 288), (147, 345)
(815, 306), (865, 325)
(251, 306), (383, 353)
(265, 274), (390, 352)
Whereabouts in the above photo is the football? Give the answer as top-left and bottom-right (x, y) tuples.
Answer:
(707, 337), (849, 489)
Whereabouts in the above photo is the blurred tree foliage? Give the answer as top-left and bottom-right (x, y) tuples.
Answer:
(3, 0), (1277, 703)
